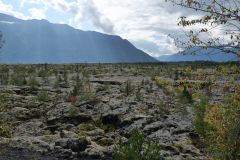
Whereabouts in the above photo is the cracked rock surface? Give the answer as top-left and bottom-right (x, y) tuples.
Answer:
(0, 64), (217, 160)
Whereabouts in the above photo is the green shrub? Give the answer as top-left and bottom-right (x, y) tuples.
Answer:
(63, 69), (68, 85)
(157, 100), (169, 116)
(10, 73), (27, 86)
(124, 80), (135, 96)
(37, 90), (49, 102)
(0, 66), (9, 85)
(28, 76), (39, 91)
(103, 81), (110, 91)
(174, 70), (179, 80)
(71, 85), (79, 96)
(69, 106), (79, 117)
(26, 97), (38, 108)
(38, 68), (48, 78)
(155, 78), (172, 89)
(193, 97), (209, 139)
(75, 78), (96, 102)
(113, 129), (161, 160)
(0, 122), (12, 138)
(0, 94), (7, 112)
(135, 85), (143, 101)
(181, 86), (193, 103)
(204, 88), (240, 159)
(53, 78), (59, 89)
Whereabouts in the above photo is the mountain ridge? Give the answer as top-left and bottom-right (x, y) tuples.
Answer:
(157, 47), (238, 62)
(0, 13), (157, 63)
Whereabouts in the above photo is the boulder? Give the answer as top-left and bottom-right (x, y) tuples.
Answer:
(55, 138), (90, 152)
(102, 113), (120, 126)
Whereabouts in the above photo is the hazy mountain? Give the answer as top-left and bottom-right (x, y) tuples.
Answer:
(0, 13), (157, 63)
(157, 47), (238, 62)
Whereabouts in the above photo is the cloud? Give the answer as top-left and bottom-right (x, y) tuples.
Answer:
(133, 40), (160, 57)
(5, 0), (223, 57)
(18, 0), (184, 55)
(20, 0), (114, 33)
(0, 0), (45, 20)
(20, 0), (68, 11)
(28, 8), (46, 19)
(80, 0), (114, 33)
(91, 0), (185, 55)
(0, 0), (29, 19)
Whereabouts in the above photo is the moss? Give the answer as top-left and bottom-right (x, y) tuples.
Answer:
(97, 138), (114, 146)
(93, 119), (115, 133)
(0, 122), (12, 138)
(76, 123), (95, 137)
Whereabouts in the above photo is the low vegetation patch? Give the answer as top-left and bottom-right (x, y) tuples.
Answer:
(113, 129), (161, 160)
(0, 122), (12, 138)
(203, 88), (240, 160)
(68, 106), (79, 117)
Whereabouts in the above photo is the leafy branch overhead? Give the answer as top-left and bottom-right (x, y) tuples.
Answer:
(166, 0), (240, 57)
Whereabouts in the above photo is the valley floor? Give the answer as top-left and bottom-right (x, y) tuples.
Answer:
(0, 63), (239, 160)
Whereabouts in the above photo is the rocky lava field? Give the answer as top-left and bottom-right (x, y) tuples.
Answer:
(0, 63), (239, 160)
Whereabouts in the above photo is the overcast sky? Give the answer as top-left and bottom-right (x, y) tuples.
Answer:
(0, 0), (207, 57)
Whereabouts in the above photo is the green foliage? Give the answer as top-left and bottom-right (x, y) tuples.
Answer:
(0, 66), (9, 85)
(26, 97), (38, 108)
(113, 129), (161, 160)
(53, 78), (59, 89)
(68, 106), (79, 117)
(72, 76), (95, 102)
(174, 70), (179, 80)
(63, 69), (68, 85)
(181, 86), (193, 103)
(193, 97), (209, 138)
(124, 80), (135, 96)
(71, 85), (79, 96)
(93, 119), (115, 133)
(0, 94), (7, 112)
(38, 68), (48, 78)
(0, 122), (12, 138)
(28, 76), (39, 91)
(204, 88), (240, 159)
(103, 81), (110, 91)
(77, 123), (95, 137)
(157, 100), (169, 116)
(10, 72), (27, 86)
(135, 85), (143, 101)
(72, 74), (84, 97)
(166, 0), (240, 56)
(155, 77), (172, 89)
(37, 90), (49, 102)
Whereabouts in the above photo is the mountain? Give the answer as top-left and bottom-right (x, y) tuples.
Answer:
(157, 47), (238, 62)
(0, 13), (157, 63)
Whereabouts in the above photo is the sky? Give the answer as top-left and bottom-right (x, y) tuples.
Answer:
(0, 0), (207, 57)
